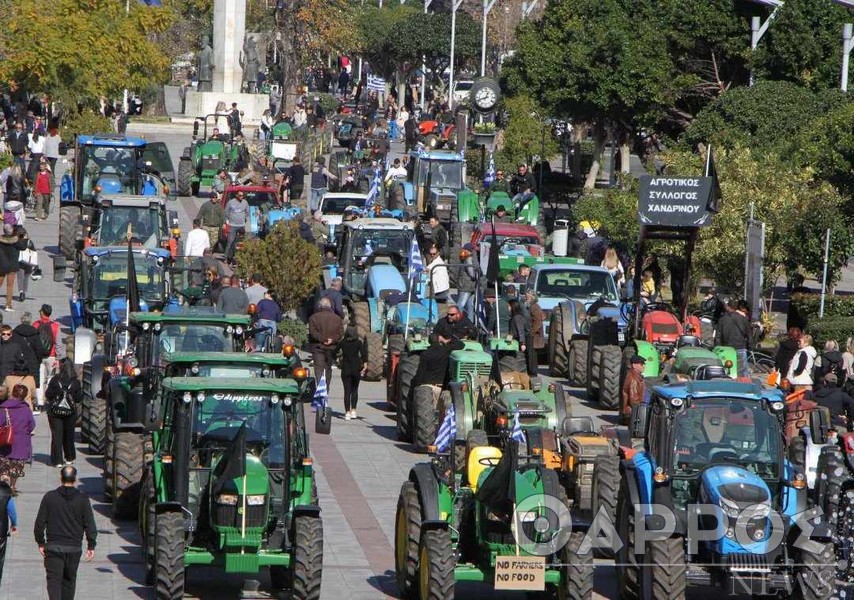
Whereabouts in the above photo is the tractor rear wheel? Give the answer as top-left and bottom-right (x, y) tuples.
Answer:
(139, 468), (156, 585)
(103, 417), (115, 500)
(395, 480), (422, 599)
(592, 454), (620, 528)
(412, 385), (437, 452)
(570, 340), (588, 387)
(80, 362), (94, 444)
(59, 206), (79, 261)
(113, 431), (145, 520)
(154, 511), (185, 600)
(649, 536), (687, 600)
(291, 514), (324, 600)
(176, 160), (193, 197)
(363, 332), (384, 381)
(597, 346), (622, 410)
(793, 541), (835, 600)
(86, 389), (107, 454)
(549, 306), (569, 378)
(352, 302), (371, 339)
(816, 447), (845, 521)
(833, 489), (854, 584)
(616, 478), (640, 600)
(418, 529), (454, 600)
(396, 354), (420, 442)
(558, 530), (594, 600)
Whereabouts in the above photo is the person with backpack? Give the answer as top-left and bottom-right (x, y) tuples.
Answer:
(0, 324), (36, 410)
(33, 304), (62, 413)
(45, 359), (81, 467)
(12, 312), (42, 410)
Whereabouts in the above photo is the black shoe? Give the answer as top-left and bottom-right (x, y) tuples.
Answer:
(18, 292), (24, 302)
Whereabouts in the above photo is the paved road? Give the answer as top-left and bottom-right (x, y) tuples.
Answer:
(1, 126), (739, 599)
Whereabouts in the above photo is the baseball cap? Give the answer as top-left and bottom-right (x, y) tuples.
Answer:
(630, 355), (646, 365)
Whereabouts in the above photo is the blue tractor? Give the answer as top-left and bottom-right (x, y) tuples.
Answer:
(59, 134), (175, 260)
(616, 380), (835, 599)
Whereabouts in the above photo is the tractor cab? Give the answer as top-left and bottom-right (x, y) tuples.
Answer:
(401, 150), (476, 223)
(267, 121), (298, 167)
(333, 218), (414, 299)
(176, 114), (240, 196)
(163, 350), (302, 379)
(130, 312), (251, 363)
(83, 196), (178, 251)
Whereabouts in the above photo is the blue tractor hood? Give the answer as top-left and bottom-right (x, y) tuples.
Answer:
(368, 263), (406, 297)
(593, 304), (629, 329)
(98, 177), (124, 194)
(109, 297), (149, 325)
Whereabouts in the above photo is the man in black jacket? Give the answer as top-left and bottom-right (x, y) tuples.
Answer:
(34, 466), (97, 600)
(714, 299), (751, 377)
(814, 373), (854, 431)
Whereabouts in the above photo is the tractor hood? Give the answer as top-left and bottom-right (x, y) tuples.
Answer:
(391, 301), (438, 328)
(368, 263), (406, 296)
(698, 465), (774, 555)
(198, 140), (225, 156)
(209, 453), (271, 538)
(109, 296), (149, 325)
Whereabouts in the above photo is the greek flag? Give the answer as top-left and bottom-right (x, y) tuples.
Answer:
(311, 372), (328, 410)
(367, 75), (386, 92)
(483, 151), (495, 189)
(434, 401), (456, 452)
(365, 168), (381, 208)
(408, 236), (424, 280)
(510, 405), (526, 444)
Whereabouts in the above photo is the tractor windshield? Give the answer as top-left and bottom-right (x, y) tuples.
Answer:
(351, 229), (412, 265)
(537, 269), (618, 301)
(79, 146), (143, 200)
(156, 324), (236, 356)
(671, 397), (781, 480)
(90, 254), (164, 302)
(322, 195), (367, 215)
(192, 393), (285, 460)
(420, 160), (463, 190)
(223, 190), (278, 210)
(96, 206), (163, 248)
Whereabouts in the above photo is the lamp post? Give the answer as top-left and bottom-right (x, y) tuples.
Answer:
(843, 23), (853, 92)
(481, 0), (497, 77)
(421, 0), (433, 110)
(448, 0), (464, 110)
(747, 0), (783, 86)
(521, 0), (538, 19)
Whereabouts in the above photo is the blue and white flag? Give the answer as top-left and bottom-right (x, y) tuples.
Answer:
(311, 372), (328, 410)
(434, 401), (456, 453)
(483, 151), (495, 189)
(367, 75), (386, 92)
(408, 236), (424, 280)
(510, 405), (526, 444)
(365, 168), (381, 208)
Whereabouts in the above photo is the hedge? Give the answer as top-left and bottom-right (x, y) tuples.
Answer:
(790, 293), (854, 322)
(806, 316), (854, 348)
(278, 317), (308, 349)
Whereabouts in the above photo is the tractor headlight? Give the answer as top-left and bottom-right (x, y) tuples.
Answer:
(182, 392), (192, 404)
(670, 398), (684, 409)
(142, 322), (151, 331)
(261, 367), (271, 377)
(217, 494), (238, 506)
(236, 326), (244, 335)
(156, 256), (165, 266)
(196, 392), (205, 403)
(246, 495), (266, 506)
(770, 401), (785, 412)
(270, 394), (280, 405)
(154, 323), (162, 332)
(717, 496), (741, 519)
(226, 326), (234, 334)
(126, 357), (139, 368)
(190, 363), (200, 375)
(283, 396), (293, 407)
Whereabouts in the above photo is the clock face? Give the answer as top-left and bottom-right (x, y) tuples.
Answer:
(475, 87), (497, 109)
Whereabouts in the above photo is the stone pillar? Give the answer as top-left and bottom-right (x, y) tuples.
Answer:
(212, 0), (246, 93)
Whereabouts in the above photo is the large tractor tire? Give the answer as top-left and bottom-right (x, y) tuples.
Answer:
(816, 447), (845, 523)
(412, 385), (437, 452)
(83, 371), (107, 455)
(569, 340), (588, 387)
(154, 511), (185, 600)
(103, 418), (115, 500)
(418, 529), (455, 600)
(549, 306), (570, 378)
(139, 468), (156, 585)
(113, 431), (145, 520)
(352, 302), (371, 339)
(396, 354), (420, 442)
(591, 454), (620, 527)
(291, 514), (324, 600)
(79, 362), (95, 443)
(649, 536), (687, 600)
(597, 346), (622, 410)
(59, 206), (79, 261)
(395, 480), (422, 598)
(559, 530), (594, 600)
(793, 541), (836, 600)
(616, 478), (640, 600)
(176, 160), (193, 197)
(363, 332), (384, 381)
(386, 334), (404, 380)
(834, 489), (854, 583)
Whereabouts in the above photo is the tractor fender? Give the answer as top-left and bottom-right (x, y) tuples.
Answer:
(60, 173), (76, 203)
(711, 345), (738, 378)
(367, 298), (380, 333)
(448, 382), (473, 438)
(293, 504), (322, 519)
(401, 181), (414, 204)
(154, 501), (183, 515)
(619, 458), (644, 508)
(73, 328), (97, 367)
(409, 463), (444, 526)
(633, 340), (660, 377)
(89, 353), (107, 403)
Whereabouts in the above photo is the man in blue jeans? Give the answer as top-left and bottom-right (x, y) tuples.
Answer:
(309, 158), (337, 212)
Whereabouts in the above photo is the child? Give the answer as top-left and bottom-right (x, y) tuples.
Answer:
(640, 269), (656, 303)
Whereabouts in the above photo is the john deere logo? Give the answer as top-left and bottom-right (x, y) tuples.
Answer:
(212, 393), (266, 402)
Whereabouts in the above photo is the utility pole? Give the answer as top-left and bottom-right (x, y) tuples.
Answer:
(124, 0), (130, 115)
(749, 4), (781, 86)
(521, 0), (538, 19)
(843, 23), (853, 92)
(481, 0), (497, 77)
(421, 0), (433, 110)
(448, 0), (464, 110)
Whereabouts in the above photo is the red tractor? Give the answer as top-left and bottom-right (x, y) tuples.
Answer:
(418, 119), (456, 150)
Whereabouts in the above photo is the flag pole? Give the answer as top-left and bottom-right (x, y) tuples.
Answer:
(491, 215), (500, 339)
(240, 472), (247, 553)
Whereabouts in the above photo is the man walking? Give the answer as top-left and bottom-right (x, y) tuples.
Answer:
(714, 298), (752, 378)
(224, 191), (249, 262)
(0, 474), (18, 584)
(308, 159), (337, 213)
(308, 297), (343, 389)
(185, 218), (211, 258)
(34, 466), (97, 600)
(196, 193), (225, 253)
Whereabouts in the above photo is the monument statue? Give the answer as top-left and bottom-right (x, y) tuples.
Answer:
(197, 36), (215, 93)
(240, 35), (261, 93)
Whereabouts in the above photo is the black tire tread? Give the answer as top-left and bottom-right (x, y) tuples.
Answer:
(550, 307), (569, 378)
(571, 340), (588, 387)
(177, 159), (193, 197)
(396, 354), (420, 442)
(412, 385), (437, 452)
(394, 481), (422, 598)
(419, 529), (454, 600)
(113, 431), (145, 520)
(292, 515), (323, 600)
(352, 302), (371, 339)
(649, 536), (686, 600)
(155, 511), (185, 600)
(598, 345), (622, 409)
(59, 206), (79, 261)
(561, 530), (594, 599)
(363, 332), (384, 381)
(793, 540), (835, 600)
(86, 390), (107, 454)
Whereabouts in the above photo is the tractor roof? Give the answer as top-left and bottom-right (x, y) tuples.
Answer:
(165, 351), (294, 365)
(78, 134), (146, 148)
(161, 377), (301, 393)
(531, 262), (599, 273)
(130, 311), (251, 324)
(83, 247), (171, 260)
(223, 185), (278, 193)
(477, 223), (539, 238)
(412, 149), (464, 162)
(653, 380), (785, 402)
(97, 196), (169, 208)
(343, 218), (413, 231)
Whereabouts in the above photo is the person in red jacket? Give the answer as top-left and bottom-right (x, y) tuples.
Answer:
(33, 304), (62, 413)
(32, 160), (52, 221)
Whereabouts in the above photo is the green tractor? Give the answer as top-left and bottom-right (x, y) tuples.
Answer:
(176, 114), (241, 196)
(143, 376), (323, 599)
(395, 440), (592, 599)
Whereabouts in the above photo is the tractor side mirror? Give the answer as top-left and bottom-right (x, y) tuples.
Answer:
(53, 256), (67, 283)
(629, 403), (650, 438)
(192, 121), (200, 138)
(809, 407), (832, 445)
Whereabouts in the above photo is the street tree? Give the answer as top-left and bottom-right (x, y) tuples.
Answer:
(498, 95), (559, 170)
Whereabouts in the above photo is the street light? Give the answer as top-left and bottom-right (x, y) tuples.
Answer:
(746, 0), (783, 86)
(481, 0), (497, 77)
(843, 23), (853, 92)
(448, 0), (464, 110)
(421, 0), (433, 110)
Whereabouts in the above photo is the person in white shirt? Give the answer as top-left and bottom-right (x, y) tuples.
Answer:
(185, 218), (211, 257)
(426, 244), (450, 302)
(384, 158), (407, 184)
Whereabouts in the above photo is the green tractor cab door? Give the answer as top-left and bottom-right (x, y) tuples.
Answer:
(141, 142), (176, 194)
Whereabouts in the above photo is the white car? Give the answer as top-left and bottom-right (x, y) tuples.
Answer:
(452, 80), (474, 106)
(319, 192), (369, 242)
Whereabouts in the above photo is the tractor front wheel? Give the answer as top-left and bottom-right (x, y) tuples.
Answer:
(418, 529), (454, 600)
(396, 354), (420, 442)
(154, 511), (185, 600)
(139, 468), (156, 585)
(616, 478), (640, 600)
(549, 306), (569, 378)
(79, 362), (94, 444)
(570, 340), (588, 387)
(648, 536), (687, 600)
(59, 206), (79, 261)
(352, 302), (371, 339)
(176, 160), (193, 197)
(363, 332), (384, 381)
(85, 391), (107, 454)
(291, 514), (324, 600)
(395, 481), (422, 598)
(412, 385), (438, 452)
(113, 431), (145, 520)
(558, 530), (593, 600)
(792, 541), (836, 600)
(591, 454), (620, 528)
(597, 346), (622, 410)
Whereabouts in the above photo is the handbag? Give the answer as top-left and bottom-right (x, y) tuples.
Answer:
(0, 408), (14, 448)
(19, 247), (38, 268)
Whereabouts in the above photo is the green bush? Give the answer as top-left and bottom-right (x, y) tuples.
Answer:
(789, 293), (854, 322)
(62, 110), (112, 139)
(806, 316), (854, 349)
(278, 317), (308, 348)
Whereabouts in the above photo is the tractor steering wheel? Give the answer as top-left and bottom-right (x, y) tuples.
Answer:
(643, 302), (673, 315)
(478, 456), (502, 467)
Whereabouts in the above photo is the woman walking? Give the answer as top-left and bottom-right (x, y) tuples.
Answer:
(0, 224), (26, 311)
(45, 359), (81, 468)
(338, 326), (366, 420)
(15, 225), (35, 302)
(0, 384), (36, 495)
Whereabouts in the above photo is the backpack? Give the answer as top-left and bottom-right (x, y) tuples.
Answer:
(49, 379), (76, 418)
(36, 321), (54, 358)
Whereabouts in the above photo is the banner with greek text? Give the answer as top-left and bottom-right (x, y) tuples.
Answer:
(637, 176), (714, 227)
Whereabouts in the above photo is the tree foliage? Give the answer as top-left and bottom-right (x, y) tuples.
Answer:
(235, 221), (321, 312)
(0, 0), (174, 109)
(62, 110), (112, 139)
(498, 95), (559, 169)
(788, 102), (854, 200)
